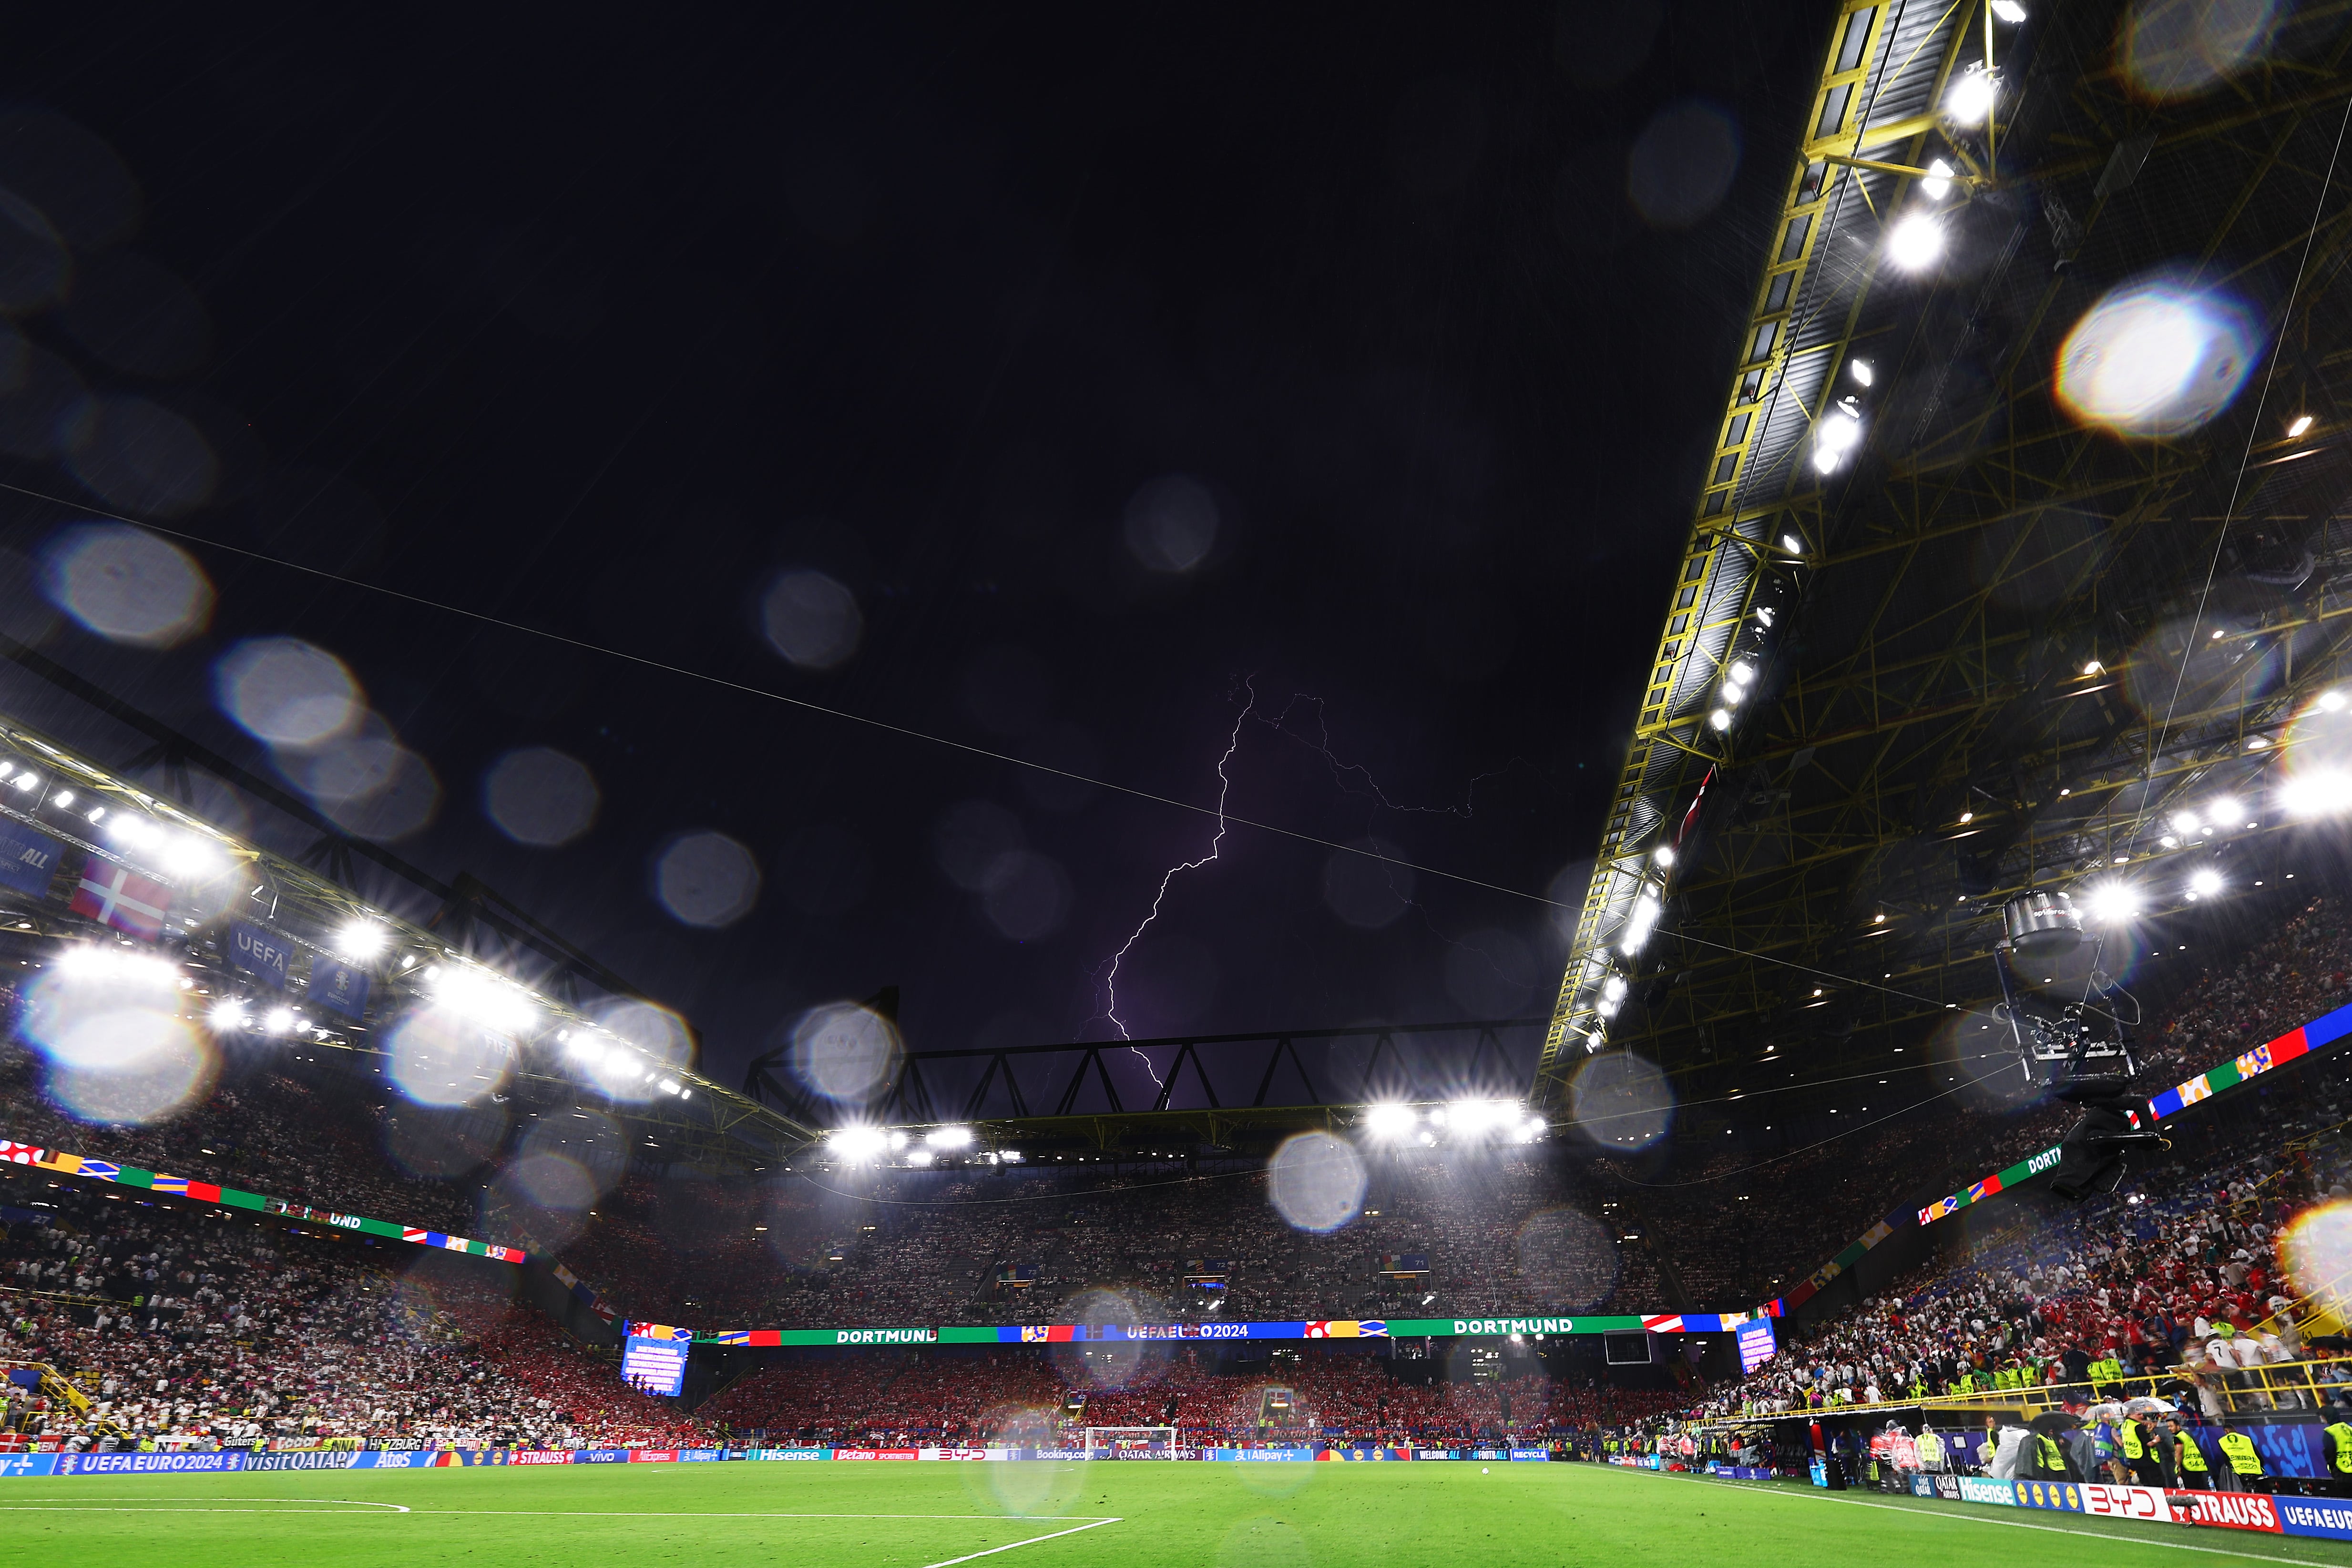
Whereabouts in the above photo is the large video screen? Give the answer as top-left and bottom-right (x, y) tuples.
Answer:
(1736, 1317), (1776, 1374)
(621, 1334), (689, 1397)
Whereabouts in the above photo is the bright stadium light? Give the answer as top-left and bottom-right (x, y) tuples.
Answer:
(1921, 158), (1955, 201)
(2080, 882), (2141, 924)
(2188, 868), (2224, 899)
(1653, 844), (1675, 867)
(1448, 1099), (1516, 1136)
(1812, 403), (1863, 472)
(1886, 213), (1946, 272)
(2169, 810), (2202, 835)
(51, 789), (73, 807)
(1989, 0), (2027, 21)
(1622, 893), (1661, 955)
(2290, 414), (2316, 439)
(1364, 1102), (1417, 1140)
(926, 1125), (975, 1150)
(830, 1126), (887, 1162)
(2320, 691), (2346, 713)
(207, 998), (246, 1032)
(1848, 359), (1873, 387)
(1727, 662), (1754, 686)
(1708, 708), (1732, 730)
(2282, 772), (2352, 817)
(1944, 67), (1997, 126)
(264, 1007), (297, 1035)
(334, 920), (388, 961)
(907, 1148), (933, 1166)
(422, 963), (541, 1034)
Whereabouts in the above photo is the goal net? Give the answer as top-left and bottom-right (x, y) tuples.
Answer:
(1083, 1426), (1178, 1459)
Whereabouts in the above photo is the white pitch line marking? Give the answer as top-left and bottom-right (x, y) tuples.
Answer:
(0, 1499), (410, 1513)
(918, 1515), (1123, 1568)
(402, 1510), (1118, 1520)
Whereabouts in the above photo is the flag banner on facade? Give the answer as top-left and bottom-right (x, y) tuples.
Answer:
(228, 921), (291, 988)
(0, 817), (61, 898)
(308, 954), (372, 1020)
(0, 1129), (530, 1266)
(69, 857), (172, 938)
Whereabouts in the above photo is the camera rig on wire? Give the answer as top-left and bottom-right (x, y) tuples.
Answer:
(1990, 891), (2167, 1199)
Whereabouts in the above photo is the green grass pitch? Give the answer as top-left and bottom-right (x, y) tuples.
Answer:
(4, 1461), (2351, 1567)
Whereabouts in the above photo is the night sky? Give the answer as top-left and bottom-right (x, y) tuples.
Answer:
(0, 4), (1822, 1097)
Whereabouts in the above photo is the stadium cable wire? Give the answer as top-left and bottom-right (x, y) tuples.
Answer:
(2133, 88), (2352, 852)
(1603, 1053), (2026, 1189)
(0, 483), (1979, 1021)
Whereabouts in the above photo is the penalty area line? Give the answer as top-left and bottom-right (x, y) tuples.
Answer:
(920, 1516), (1124, 1568)
(401, 1510), (1119, 1520)
(1654, 1471), (2342, 1568)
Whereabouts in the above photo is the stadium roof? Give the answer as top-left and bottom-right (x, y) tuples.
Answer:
(0, 660), (820, 1170)
(1537, 0), (2352, 1110)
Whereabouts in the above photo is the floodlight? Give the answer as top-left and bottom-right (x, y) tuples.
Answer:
(2290, 414), (2316, 438)
(51, 790), (72, 807)
(1922, 158), (1955, 201)
(1721, 683), (1743, 706)
(1622, 893), (1661, 954)
(887, 1130), (909, 1151)
(830, 1126), (887, 1161)
(1944, 68), (1997, 127)
(12, 773), (34, 791)
(2188, 868), (2224, 898)
(907, 1149), (933, 1166)
(2322, 691), (2347, 713)
(1727, 662), (1754, 686)
(264, 1007), (297, 1035)
(1989, 0), (2026, 20)
(1002, 1150), (1023, 1162)
(1363, 1103), (1417, 1140)
(1602, 975), (1628, 1002)
(2083, 660), (2103, 676)
(926, 1125), (975, 1150)
(207, 998), (246, 1032)
(334, 920), (387, 961)
(2207, 796), (2239, 825)
(1886, 213), (1946, 271)
(2079, 882), (2140, 924)
(1654, 844), (1676, 866)
(1848, 360), (1873, 387)
(2282, 772), (2352, 817)
(2169, 810), (2202, 835)
(1709, 708), (1732, 730)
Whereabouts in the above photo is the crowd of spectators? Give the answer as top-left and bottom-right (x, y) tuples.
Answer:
(0, 1168), (704, 1450)
(1635, 896), (2352, 1309)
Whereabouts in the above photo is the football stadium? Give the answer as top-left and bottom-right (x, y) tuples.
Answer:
(16, 0), (2352, 1564)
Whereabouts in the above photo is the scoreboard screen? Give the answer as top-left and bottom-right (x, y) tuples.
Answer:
(621, 1333), (689, 1397)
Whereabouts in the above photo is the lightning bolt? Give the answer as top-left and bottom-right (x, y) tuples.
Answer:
(1093, 679), (1258, 1083)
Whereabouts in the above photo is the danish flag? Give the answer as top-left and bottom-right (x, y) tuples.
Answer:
(69, 860), (173, 939)
(0, 1141), (45, 1165)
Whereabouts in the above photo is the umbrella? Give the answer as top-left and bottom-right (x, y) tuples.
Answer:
(2124, 1396), (2178, 1415)
(2030, 1411), (2083, 1434)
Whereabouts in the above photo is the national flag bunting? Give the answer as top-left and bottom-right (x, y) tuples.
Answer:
(0, 1141), (44, 1165)
(68, 860), (173, 939)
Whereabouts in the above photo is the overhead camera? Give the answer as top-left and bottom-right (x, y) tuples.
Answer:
(1991, 891), (2167, 1199)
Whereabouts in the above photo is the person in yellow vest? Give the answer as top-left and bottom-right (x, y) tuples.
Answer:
(2170, 1417), (2212, 1488)
(2031, 1429), (2073, 1481)
(2124, 1412), (2168, 1489)
(2324, 1417), (2352, 1485)
(2218, 1425), (2267, 1493)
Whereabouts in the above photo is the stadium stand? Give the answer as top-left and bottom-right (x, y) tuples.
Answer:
(0, 1169), (705, 1450)
(1631, 896), (2352, 1309)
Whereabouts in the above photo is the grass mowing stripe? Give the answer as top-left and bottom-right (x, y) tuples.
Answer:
(918, 1516), (1123, 1568)
(1660, 1470), (2345, 1568)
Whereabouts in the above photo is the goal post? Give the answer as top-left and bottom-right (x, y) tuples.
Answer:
(1083, 1425), (1178, 1459)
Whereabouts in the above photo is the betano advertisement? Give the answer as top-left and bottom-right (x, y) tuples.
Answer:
(0, 1446), (1551, 1474)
